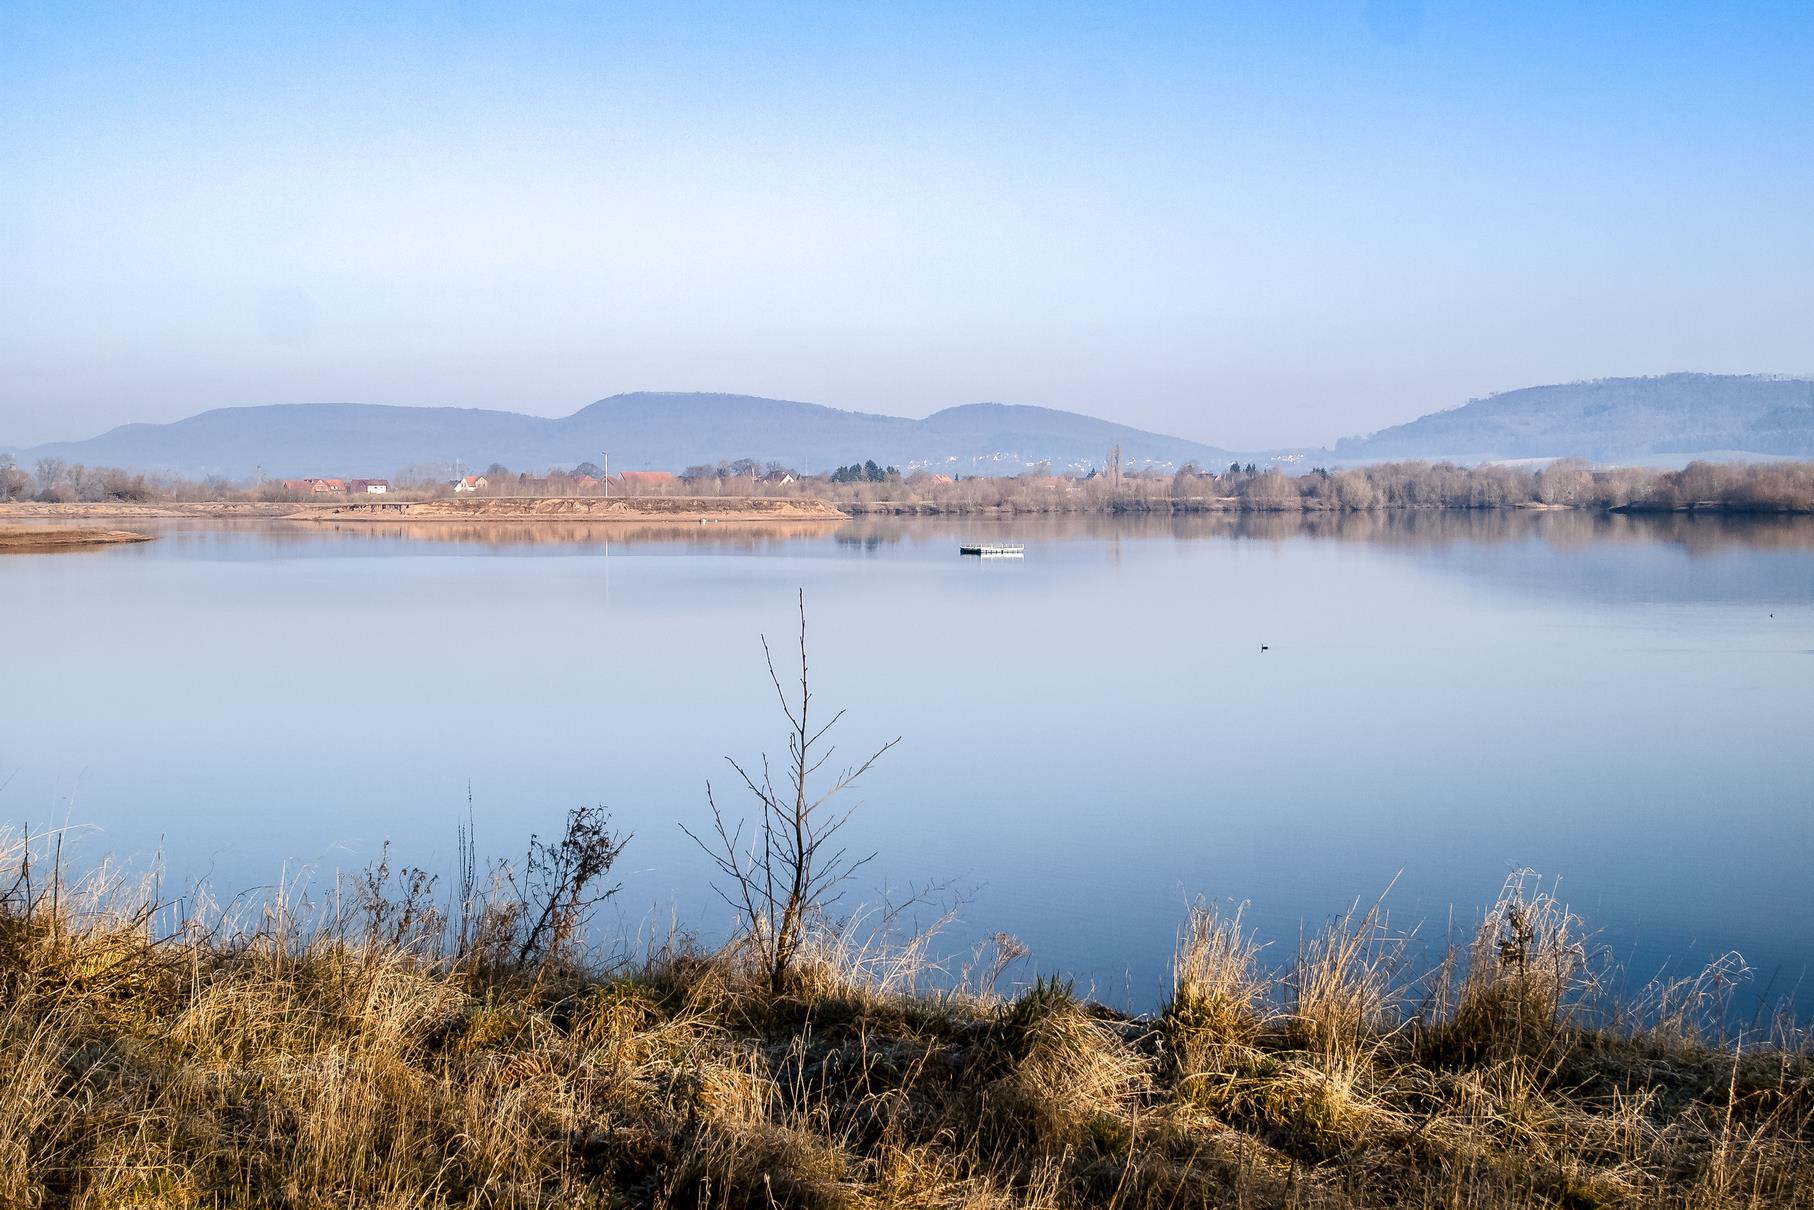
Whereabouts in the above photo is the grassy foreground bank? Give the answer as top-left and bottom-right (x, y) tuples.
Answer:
(2, 834), (1809, 1209)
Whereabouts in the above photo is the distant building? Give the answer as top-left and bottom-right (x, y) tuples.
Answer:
(573, 475), (599, 489)
(613, 471), (675, 492)
(347, 479), (389, 494)
(284, 477), (346, 493)
(452, 475), (489, 493)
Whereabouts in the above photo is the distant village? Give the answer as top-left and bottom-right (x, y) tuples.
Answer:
(271, 459), (914, 499)
(11, 447), (1810, 515)
(275, 466), (693, 497)
(265, 451), (1206, 501)
(3, 447), (1299, 508)
(276, 477), (393, 495)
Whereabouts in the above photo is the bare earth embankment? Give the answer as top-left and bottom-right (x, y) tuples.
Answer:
(296, 495), (848, 523)
(0, 501), (299, 519)
(0, 525), (154, 552)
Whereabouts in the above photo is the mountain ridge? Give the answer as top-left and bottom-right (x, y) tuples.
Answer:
(9, 392), (1233, 479)
(1332, 373), (1814, 462)
(10, 374), (1814, 479)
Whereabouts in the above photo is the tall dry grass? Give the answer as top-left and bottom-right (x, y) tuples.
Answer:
(2, 835), (1809, 1209)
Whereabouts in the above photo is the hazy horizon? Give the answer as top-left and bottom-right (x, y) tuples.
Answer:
(15, 374), (1814, 462)
(5, 3), (1812, 450)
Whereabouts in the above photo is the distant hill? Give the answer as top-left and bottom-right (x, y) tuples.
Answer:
(16, 375), (1813, 480)
(1333, 374), (1814, 463)
(10, 393), (1233, 480)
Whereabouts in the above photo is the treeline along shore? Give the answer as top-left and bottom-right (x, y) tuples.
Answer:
(827, 459), (1814, 516)
(7, 456), (1814, 517)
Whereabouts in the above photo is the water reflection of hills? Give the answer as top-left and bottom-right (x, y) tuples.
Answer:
(832, 511), (1814, 609)
(831, 509), (1814, 556)
(135, 512), (1814, 608)
(154, 510), (1814, 561)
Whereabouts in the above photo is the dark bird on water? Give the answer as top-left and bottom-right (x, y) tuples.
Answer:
(1260, 644), (1269, 652)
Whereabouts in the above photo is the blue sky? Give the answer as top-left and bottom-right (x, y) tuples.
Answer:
(3, 1), (1811, 449)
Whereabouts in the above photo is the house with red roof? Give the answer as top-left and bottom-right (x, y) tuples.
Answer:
(612, 471), (675, 493)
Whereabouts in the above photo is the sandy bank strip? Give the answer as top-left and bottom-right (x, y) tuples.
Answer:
(292, 497), (849, 523)
(0, 526), (156, 552)
(0, 501), (299, 519)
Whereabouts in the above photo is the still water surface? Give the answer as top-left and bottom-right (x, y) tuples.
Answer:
(3, 512), (1811, 1010)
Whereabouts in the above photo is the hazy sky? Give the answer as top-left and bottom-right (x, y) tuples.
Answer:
(4, 2), (1812, 451)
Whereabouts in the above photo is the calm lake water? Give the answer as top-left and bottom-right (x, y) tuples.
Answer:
(4, 512), (1812, 1012)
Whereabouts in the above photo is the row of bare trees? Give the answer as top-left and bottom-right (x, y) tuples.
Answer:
(1219, 459), (1814, 512)
(0, 455), (170, 504)
(823, 459), (1814, 514)
(7, 448), (1814, 513)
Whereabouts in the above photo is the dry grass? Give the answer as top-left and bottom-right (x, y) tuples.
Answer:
(1, 839), (1809, 1209)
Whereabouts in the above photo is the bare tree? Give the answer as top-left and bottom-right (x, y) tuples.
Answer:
(0, 454), (28, 502)
(515, 805), (627, 970)
(684, 591), (899, 996)
(32, 457), (66, 498)
(443, 800), (628, 977)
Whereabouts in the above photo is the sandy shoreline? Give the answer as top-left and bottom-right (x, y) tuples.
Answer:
(0, 498), (848, 524)
(0, 501), (296, 519)
(291, 496), (849, 523)
(0, 525), (156, 552)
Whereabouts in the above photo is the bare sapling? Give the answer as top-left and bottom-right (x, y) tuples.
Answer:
(353, 840), (444, 952)
(443, 799), (627, 976)
(684, 590), (899, 997)
(515, 804), (627, 971)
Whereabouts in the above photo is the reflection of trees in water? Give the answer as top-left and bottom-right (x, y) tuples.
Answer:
(832, 533), (890, 553)
(1273, 509), (1814, 557)
(297, 520), (844, 550)
(134, 511), (1814, 559)
(830, 511), (1814, 556)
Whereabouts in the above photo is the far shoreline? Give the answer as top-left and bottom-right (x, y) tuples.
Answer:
(5, 455), (1814, 521)
(0, 498), (850, 524)
(290, 496), (850, 524)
